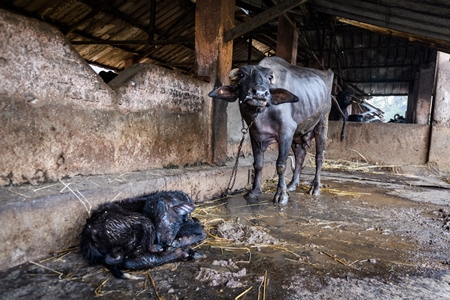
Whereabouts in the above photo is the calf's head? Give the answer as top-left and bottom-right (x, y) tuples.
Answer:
(144, 193), (195, 246)
(208, 65), (299, 111)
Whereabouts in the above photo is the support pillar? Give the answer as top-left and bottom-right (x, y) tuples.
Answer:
(415, 61), (436, 125)
(275, 14), (298, 65)
(195, 0), (235, 165)
(428, 52), (450, 171)
(406, 79), (417, 123)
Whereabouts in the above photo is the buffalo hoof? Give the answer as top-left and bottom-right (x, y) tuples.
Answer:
(309, 181), (321, 196)
(186, 249), (204, 260)
(122, 273), (144, 280)
(244, 191), (260, 201)
(273, 192), (289, 205)
(287, 182), (298, 192)
(308, 187), (321, 196)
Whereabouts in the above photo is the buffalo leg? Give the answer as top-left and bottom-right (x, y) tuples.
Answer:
(273, 136), (293, 204)
(123, 248), (190, 271)
(310, 120), (327, 195)
(287, 143), (307, 192)
(245, 137), (264, 200)
(170, 220), (206, 248)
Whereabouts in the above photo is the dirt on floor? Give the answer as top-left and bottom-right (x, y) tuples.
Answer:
(1, 169), (450, 300)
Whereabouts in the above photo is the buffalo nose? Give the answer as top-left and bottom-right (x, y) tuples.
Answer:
(253, 86), (269, 98)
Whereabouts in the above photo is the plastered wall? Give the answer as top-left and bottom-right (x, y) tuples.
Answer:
(0, 10), (212, 186)
(326, 121), (430, 166)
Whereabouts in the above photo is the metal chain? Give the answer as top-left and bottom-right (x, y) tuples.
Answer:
(222, 118), (253, 197)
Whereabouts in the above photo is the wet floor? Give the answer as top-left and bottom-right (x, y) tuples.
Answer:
(1, 170), (450, 299)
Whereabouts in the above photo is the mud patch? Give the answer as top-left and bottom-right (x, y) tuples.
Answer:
(213, 220), (279, 245)
(195, 260), (249, 288)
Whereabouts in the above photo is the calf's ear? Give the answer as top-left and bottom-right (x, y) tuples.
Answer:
(269, 88), (299, 105)
(208, 86), (238, 102)
(173, 203), (195, 215)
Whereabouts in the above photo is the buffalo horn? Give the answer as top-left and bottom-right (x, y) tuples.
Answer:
(229, 68), (239, 85)
(270, 74), (276, 85)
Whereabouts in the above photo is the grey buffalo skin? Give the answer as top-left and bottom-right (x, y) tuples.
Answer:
(209, 56), (334, 204)
(80, 191), (205, 279)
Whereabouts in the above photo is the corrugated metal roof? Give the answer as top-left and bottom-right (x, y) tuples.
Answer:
(2, 0), (448, 98)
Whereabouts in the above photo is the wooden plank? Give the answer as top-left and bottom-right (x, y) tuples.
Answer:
(276, 14), (298, 64)
(335, 17), (450, 53)
(71, 38), (193, 45)
(224, 0), (307, 43)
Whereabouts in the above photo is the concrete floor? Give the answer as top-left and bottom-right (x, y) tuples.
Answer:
(1, 166), (450, 299)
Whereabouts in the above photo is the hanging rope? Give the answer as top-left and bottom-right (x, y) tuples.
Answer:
(222, 118), (253, 197)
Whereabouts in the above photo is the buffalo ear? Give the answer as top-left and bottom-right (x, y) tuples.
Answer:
(173, 203), (195, 215)
(270, 88), (299, 105)
(208, 86), (238, 102)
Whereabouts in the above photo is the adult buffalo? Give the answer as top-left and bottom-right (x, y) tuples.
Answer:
(208, 56), (334, 204)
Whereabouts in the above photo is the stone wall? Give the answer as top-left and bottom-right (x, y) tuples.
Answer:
(327, 121), (430, 166)
(0, 9), (211, 186)
(226, 114), (430, 169)
(428, 52), (450, 171)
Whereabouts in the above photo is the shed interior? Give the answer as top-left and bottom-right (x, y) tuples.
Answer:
(1, 0), (450, 283)
(3, 0), (449, 123)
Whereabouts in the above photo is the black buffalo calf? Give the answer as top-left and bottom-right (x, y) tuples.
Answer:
(80, 191), (205, 279)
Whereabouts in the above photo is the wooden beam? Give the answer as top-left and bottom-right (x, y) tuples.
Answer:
(276, 14), (298, 65)
(336, 17), (450, 53)
(64, 4), (107, 35)
(224, 0), (307, 43)
(148, 0), (156, 42)
(195, 0), (236, 165)
(310, 0), (450, 50)
(71, 38), (193, 45)
(335, 64), (415, 71)
(346, 79), (412, 84)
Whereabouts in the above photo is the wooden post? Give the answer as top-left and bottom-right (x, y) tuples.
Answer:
(195, 0), (235, 165)
(406, 77), (417, 123)
(428, 51), (450, 171)
(415, 61), (436, 125)
(276, 14), (298, 65)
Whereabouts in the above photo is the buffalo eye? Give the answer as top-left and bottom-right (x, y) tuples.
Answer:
(267, 75), (273, 81)
(238, 72), (244, 78)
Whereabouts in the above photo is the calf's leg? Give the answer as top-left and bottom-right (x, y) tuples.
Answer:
(170, 220), (206, 248)
(123, 248), (190, 270)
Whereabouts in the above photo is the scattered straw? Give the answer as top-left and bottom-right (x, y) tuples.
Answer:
(146, 271), (162, 300)
(7, 189), (31, 198)
(39, 246), (77, 263)
(109, 192), (122, 202)
(321, 188), (370, 197)
(94, 276), (110, 297)
(322, 251), (347, 266)
(29, 260), (64, 279)
(350, 149), (369, 163)
(110, 173), (130, 183)
(209, 246), (252, 263)
(59, 179), (92, 216)
(235, 286), (253, 300)
(32, 183), (58, 192)
(259, 270), (267, 300)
